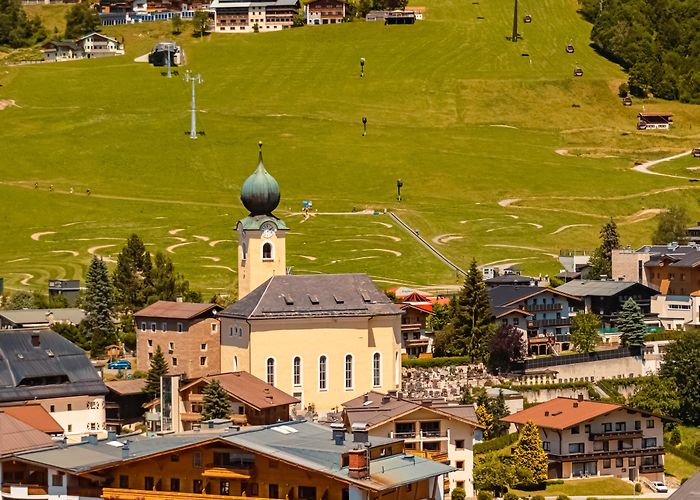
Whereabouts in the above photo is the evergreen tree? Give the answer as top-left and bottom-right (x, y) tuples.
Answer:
(588, 219), (619, 279)
(571, 312), (601, 354)
(6, 290), (34, 310)
(488, 324), (526, 374)
(0, 0), (46, 48)
(659, 331), (700, 425)
(617, 298), (646, 348)
(64, 1), (100, 39)
(449, 259), (493, 361)
(512, 421), (548, 485)
(144, 345), (169, 400)
(202, 379), (231, 420)
(150, 251), (200, 302)
(652, 206), (690, 245)
(489, 390), (511, 438)
(113, 234), (153, 312)
(83, 256), (117, 357)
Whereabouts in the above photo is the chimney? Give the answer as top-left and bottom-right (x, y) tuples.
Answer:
(107, 431), (117, 441)
(578, 394), (584, 402)
(176, 296), (183, 303)
(363, 394), (369, 403)
(381, 395), (391, 404)
(397, 392), (403, 401)
(122, 444), (130, 459)
(31, 334), (40, 347)
(46, 311), (55, 325)
(544, 411), (550, 416)
(331, 423), (345, 445)
(573, 402), (579, 408)
(351, 423), (369, 444)
(347, 447), (369, 479)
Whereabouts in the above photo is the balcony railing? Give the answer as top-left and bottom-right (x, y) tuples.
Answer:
(548, 447), (664, 461)
(391, 430), (448, 440)
(524, 304), (563, 313)
(589, 430), (643, 441)
(2, 484), (48, 497)
(407, 449), (449, 463)
(639, 464), (664, 473)
(102, 488), (271, 500)
(528, 319), (571, 328)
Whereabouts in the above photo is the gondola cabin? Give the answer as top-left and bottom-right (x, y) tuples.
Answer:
(523, 14), (532, 23)
(566, 44), (574, 53)
(637, 112), (673, 130)
(692, 148), (700, 158)
(573, 67), (583, 77)
(623, 96), (633, 106)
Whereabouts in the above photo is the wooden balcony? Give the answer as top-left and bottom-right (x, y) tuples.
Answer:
(589, 430), (643, 441)
(640, 464), (664, 473)
(187, 393), (205, 403)
(181, 412), (202, 422)
(102, 488), (270, 500)
(549, 447), (664, 461)
(407, 449), (449, 463)
(524, 304), (563, 313)
(2, 484), (48, 497)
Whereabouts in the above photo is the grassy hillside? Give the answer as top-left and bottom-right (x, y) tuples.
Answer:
(1, 0), (699, 294)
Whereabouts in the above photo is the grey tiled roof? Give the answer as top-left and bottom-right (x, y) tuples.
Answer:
(0, 329), (107, 402)
(220, 274), (401, 319)
(0, 308), (85, 326)
(556, 280), (658, 297)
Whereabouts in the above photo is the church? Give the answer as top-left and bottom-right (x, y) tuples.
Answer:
(219, 144), (402, 414)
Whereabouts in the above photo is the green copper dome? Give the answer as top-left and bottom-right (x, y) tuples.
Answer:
(240, 142), (281, 216)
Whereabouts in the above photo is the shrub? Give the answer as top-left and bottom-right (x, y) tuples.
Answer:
(474, 432), (519, 454)
(131, 370), (148, 379)
(504, 493), (519, 500)
(402, 356), (471, 368)
(532, 495), (545, 500)
(452, 487), (466, 500)
(477, 491), (493, 500)
(618, 82), (629, 97)
(635, 483), (642, 494)
(669, 427), (681, 446)
(587, 497), (600, 500)
(556, 496), (571, 500)
(694, 440), (700, 457)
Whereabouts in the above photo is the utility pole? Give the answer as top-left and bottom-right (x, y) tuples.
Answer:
(512, 0), (518, 42)
(166, 47), (172, 78)
(184, 71), (203, 139)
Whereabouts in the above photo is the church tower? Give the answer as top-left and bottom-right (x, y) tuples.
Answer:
(237, 142), (288, 299)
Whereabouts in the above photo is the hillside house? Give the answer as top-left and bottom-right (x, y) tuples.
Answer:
(48, 279), (81, 306)
(304, 0), (346, 24)
(41, 40), (84, 61)
(342, 391), (481, 496)
(76, 32), (124, 57)
(209, 0), (299, 32)
(637, 113), (673, 130)
(502, 396), (671, 482)
(105, 379), (150, 433)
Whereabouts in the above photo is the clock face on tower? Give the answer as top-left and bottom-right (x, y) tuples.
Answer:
(260, 221), (277, 239)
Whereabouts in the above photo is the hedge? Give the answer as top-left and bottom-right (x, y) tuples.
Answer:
(402, 356), (472, 368)
(474, 432), (519, 454)
(507, 381), (591, 392)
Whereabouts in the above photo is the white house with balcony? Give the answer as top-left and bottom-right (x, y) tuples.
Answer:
(342, 391), (482, 497)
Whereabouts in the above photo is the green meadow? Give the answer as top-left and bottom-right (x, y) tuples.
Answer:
(1, 0), (699, 294)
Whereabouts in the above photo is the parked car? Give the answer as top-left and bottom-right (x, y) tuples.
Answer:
(651, 481), (668, 493)
(107, 359), (132, 370)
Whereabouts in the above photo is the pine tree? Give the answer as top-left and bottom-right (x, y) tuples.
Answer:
(588, 219), (619, 279)
(512, 421), (548, 485)
(113, 234), (153, 312)
(144, 345), (169, 400)
(202, 379), (232, 420)
(618, 298), (646, 348)
(449, 259), (493, 361)
(83, 256), (117, 357)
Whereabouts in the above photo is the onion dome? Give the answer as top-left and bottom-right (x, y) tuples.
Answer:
(240, 142), (281, 216)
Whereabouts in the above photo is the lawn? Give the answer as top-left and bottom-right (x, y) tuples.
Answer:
(665, 452), (700, 482)
(1, 0), (699, 294)
(510, 477), (634, 496)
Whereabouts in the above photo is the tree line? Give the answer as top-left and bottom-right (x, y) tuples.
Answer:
(580, 0), (700, 102)
(0, 0), (45, 48)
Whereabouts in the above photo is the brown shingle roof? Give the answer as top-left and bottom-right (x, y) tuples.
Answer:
(135, 301), (221, 320)
(0, 413), (57, 457)
(0, 404), (63, 434)
(182, 372), (299, 411)
(105, 379), (147, 395)
(501, 397), (622, 430)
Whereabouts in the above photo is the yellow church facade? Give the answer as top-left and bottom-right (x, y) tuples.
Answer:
(220, 145), (402, 414)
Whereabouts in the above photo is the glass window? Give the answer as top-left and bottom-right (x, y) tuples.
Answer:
(170, 478), (180, 492)
(266, 358), (275, 385)
(345, 354), (353, 389)
(455, 439), (465, 449)
(319, 356), (327, 390)
(144, 477), (154, 490)
(373, 353), (381, 387)
(200, 356), (207, 366)
(293, 356), (302, 386)
(629, 456), (636, 466)
(151, 322), (157, 332)
(571, 425), (580, 434)
(456, 460), (464, 470)
(615, 422), (626, 432)
(642, 437), (657, 448)
(193, 452), (202, 467)
(603, 459), (611, 468)
(616, 458), (623, 467)
(161, 322), (167, 331)
(568, 443), (584, 454)
(263, 242), (273, 259)
(542, 441), (550, 451)
(603, 423), (612, 432)
(646, 419), (655, 429)
(193, 480), (203, 493)
(119, 475), (129, 488)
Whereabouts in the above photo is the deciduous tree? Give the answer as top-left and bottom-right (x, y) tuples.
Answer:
(473, 454), (515, 497)
(192, 10), (210, 37)
(571, 312), (601, 353)
(628, 375), (680, 417)
(64, 1), (100, 39)
(652, 206), (690, 245)
(171, 13), (183, 34)
(202, 379), (231, 420)
(144, 345), (169, 400)
(660, 331), (700, 425)
(488, 324), (526, 374)
(618, 298), (646, 348)
(83, 256), (117, 357)
(512, 421), (548, 485)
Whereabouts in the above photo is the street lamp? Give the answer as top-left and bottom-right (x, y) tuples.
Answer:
(362, 116), (367, 136)
(396, 179), (403, 201)
(360, 57), (365, 78)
